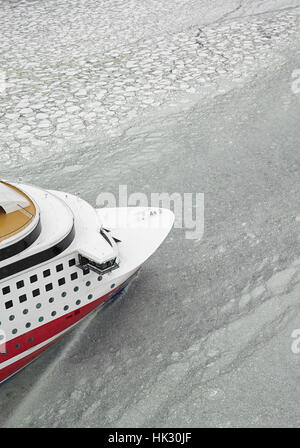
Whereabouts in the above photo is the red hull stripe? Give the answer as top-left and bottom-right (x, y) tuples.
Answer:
(0, 337), (63, 384)
(0, 268), (140, 383)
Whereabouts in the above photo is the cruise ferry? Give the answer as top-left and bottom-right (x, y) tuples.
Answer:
(0, 180), (174, 384)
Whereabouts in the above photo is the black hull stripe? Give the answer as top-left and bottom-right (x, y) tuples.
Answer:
(0, 218), (42, 262)
(0, 224), (75, 281)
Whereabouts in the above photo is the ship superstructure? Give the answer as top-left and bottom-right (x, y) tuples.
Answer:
(0, 181), (174, 384)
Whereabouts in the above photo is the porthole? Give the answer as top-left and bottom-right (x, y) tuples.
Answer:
(23, 309), (28, 315)
(64, 305), (69, 311)
(28, 337), (34, 343)
(86, 281), (91, 287)
(76, 300), (81, 305)
(38, 317), (44, 322)
(111, 284), (115, 289)
(15, 343), (21, 349)
(74, 286), (79, 292)
(9, 315), (15, 321)
(51, 311), (56, 317)
(49, 297), (54, 303)
(88, 294), (93, 300)
(62, 292), (67, 298)
(97, 276), (102, 281)
(12, 329), (17, 335)
(25, 322), (31, 328)
(36, 303), (42, 309)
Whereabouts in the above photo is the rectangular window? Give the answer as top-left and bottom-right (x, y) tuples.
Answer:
(5, 300), (13, 309)
(19, 294), (27, 303)
(69, 258), (76, 267)
(58, 278), (66, 286)
(45, 283), (53, 292)
(30, 274), (38, 283)
(56, 264), (63, 272)
(16, 280), (24, 289)
(2, 286), (10, 295)
(32, 289), (40, 297)
(43, 269), (51, 278)
(71, 272), (78, 281)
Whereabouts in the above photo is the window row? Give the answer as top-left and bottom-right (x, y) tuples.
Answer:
(2, 276), (116, 319)
(3, 273), (80, 309)
(1, 258), (77, 295)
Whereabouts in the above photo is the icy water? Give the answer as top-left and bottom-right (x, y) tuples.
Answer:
(2, 0), (300, 427)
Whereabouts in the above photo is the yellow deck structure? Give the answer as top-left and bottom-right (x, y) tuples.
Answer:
(0, 181), (36, 243)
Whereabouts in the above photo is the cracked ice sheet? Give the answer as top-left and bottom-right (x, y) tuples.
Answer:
(2, 0), (300, 428)
(2, 45), (300, 427)
(1, 1), (300, 169)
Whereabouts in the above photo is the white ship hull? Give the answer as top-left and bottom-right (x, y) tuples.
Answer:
(0, 183), (174, 384)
